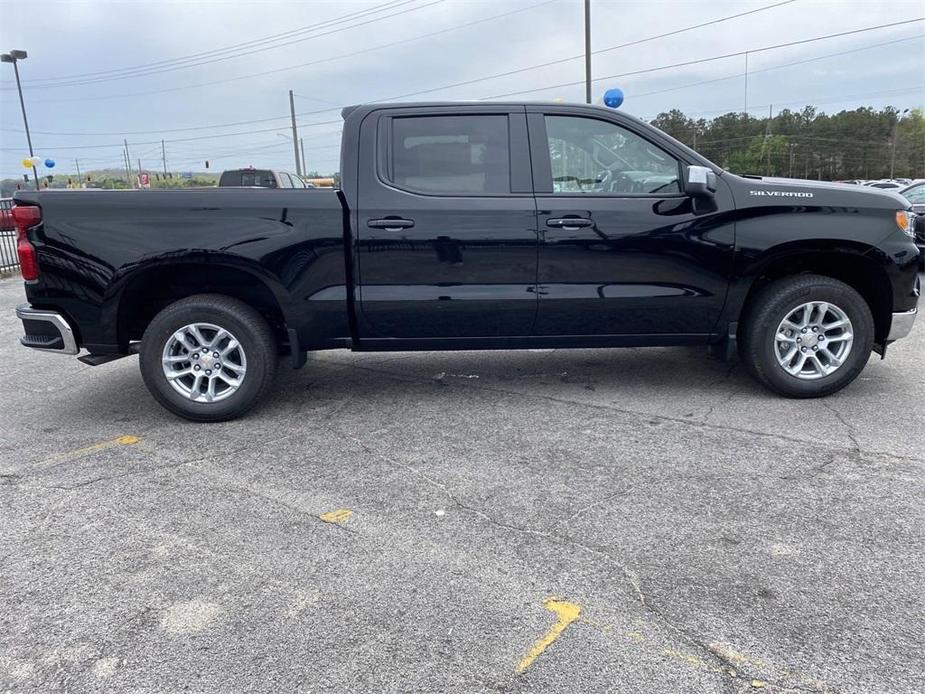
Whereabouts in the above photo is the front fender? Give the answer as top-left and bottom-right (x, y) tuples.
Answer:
(721, 237), (889, 333)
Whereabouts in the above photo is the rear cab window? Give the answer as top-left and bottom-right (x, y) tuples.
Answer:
(218, 170), (278, 188)
(383, 115), (511, 195)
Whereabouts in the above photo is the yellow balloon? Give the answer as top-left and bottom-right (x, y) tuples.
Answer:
(22, 158), (33, 169)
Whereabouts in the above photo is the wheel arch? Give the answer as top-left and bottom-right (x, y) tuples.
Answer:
(732, 242), (893, 344)
(110, 257), (293, 352)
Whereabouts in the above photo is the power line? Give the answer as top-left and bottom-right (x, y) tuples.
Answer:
(2, 17), (920, 154)
(2, 102), (348, 136)
(0, 119), (343, 151)
(630, 33), (924, 102)
(482, 16), (925, 99)
(3, 0), (446, 91)
(368, 0), (801, 102)
(5, 17), (921, 143)
(9, 0), (559, 105)
(678, 86), (924, 119)
(163, 130), (341, 158)
(2, 0), (414, 86)
(292, 93), (341, 106)
(291, 15), (924, 107)
(167, 143), (340, 166)
(0, 1), (810, 138)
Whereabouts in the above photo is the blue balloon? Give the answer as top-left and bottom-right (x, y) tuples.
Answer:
(603, 88), (624, 109)
(44, 158), (55, 168)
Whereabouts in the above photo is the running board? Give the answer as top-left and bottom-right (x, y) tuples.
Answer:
(78, 353), (128, 366)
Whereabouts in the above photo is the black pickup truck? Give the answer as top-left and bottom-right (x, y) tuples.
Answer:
(12, 102), (921, 421)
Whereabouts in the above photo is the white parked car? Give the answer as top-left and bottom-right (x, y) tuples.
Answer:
(865, 179), (905, 190)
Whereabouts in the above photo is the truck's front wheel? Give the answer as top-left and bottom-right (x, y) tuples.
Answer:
(740, 274), (874, 398)
(139, 295), (277, 421)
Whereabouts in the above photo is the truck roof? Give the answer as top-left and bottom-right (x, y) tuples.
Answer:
(340, 101), (626, 119)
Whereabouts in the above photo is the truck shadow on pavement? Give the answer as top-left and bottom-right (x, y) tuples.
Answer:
(49, 342), (902, 427)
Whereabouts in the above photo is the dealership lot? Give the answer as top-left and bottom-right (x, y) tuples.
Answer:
(1, 274), (922, 693)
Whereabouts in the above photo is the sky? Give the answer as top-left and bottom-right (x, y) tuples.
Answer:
(0, 0), (923, 180)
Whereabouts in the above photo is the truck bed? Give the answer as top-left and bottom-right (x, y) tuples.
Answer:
(16, 188), (350, 354)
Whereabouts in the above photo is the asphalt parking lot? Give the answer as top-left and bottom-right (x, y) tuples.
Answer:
(1, 273), (923, 694)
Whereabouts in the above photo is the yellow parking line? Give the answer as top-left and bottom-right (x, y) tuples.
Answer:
(319, 508), (353, 525)
(56, 434), (140, 462)
(2, 434), (141, 475)
(516, 598), (581, 674)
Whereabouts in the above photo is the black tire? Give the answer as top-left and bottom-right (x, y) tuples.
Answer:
(739, 274), (874, 398)
(139, 294), (277, 421)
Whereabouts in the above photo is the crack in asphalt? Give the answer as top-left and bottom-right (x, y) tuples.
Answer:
(332, 427), (648, 606)
(555, 484), (637, 527)
(329, 360), (923, 467)
(777, 451), (841, 482)
(820, 401), (862, 454)
(14, 439), (242, 491)
(328, 425), (832, 693)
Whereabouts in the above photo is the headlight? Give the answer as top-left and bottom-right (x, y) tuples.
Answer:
(895, 210), (915, 238)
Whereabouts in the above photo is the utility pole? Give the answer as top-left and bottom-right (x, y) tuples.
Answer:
(161, 139), (168, 176)
(743, 52), (749, 118)
(583, 0), (591, 104)
(1, 51), (39, 190)
(123, 139), (134, 188)
(890, 108), (910, 179)
(74, 158), (81, 179)
(300, 137), (307, 177)
(764, 104), (773, 176)
(289, 90), (302, 176)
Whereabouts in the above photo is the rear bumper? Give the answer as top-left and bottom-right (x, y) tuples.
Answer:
(16, 304), (80, 355)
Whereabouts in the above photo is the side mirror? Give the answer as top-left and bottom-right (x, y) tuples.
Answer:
(685, 165), (717, 197)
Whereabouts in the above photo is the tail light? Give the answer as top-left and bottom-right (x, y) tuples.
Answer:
(11, 204), (42, 282)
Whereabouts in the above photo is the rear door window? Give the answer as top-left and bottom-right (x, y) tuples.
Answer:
(386, 115), (511, 195)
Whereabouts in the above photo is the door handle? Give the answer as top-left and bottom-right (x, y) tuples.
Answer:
(367, 217), (415, 231)
(546, 217), (592, 229)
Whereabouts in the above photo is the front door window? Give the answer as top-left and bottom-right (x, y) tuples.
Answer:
(545, 115), (681, 196)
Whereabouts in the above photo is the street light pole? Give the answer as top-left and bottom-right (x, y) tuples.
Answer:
(583, 0), (591, 104)
(1, 50), (39, 190)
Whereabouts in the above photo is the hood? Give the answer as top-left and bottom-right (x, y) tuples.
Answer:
(728, 174), (909, 210)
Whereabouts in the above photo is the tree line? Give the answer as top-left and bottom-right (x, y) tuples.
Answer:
(3, 105), (922, 196)
(650, 106), (924, 181)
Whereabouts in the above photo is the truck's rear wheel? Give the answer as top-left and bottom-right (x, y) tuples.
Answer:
(139, 294), (277, 421)
(740, 274), (874, 398)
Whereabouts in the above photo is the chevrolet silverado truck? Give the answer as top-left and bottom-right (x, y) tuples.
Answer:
(12, 102), (921, 421)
